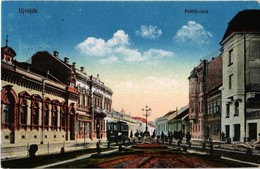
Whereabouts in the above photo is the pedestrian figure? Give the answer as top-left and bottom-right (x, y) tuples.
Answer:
(130, 130), (133, 139)
(186, 132), (191, 144)
(221, 132), (225, 141)
(161, 131), (165, 144)
(96, 141), (101, 154)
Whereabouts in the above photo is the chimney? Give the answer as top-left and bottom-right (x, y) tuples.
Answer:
(53, 51), (59, 58)
(80, 66), (84, 72)
(64, 57), (69, 64)
(72, 62), (76, 68)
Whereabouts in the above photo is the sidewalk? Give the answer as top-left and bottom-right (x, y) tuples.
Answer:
(34, 148), (118, 169)
(1, 139), (108, 160)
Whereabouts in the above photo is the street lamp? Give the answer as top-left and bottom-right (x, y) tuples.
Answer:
(142, 105), (151, 136)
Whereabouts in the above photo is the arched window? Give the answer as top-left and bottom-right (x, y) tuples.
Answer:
(235, 101), (239, 116)
(52, 105), (58, 130)
(32, 102), (39, 126)
(60, 106), (66, 129)
(1, 92), (15, 128)
(20, 99), (27, 126)
(44, 103), (49, 127)
(2, 103), (11, 125)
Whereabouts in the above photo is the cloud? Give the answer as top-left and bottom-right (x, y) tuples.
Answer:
(99, 56), (118, 65)
(76, 30), (173, 65)
(114, 75), (188, 96)
(135, 25), (162, 39)
(173, 21), (213, 44)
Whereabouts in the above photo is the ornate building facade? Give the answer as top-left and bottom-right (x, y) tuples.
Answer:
(188, 60), (207, 140)
(1, 40), (113, 146)
(31, 50), (112, 142)
(1, 42), (78, 146)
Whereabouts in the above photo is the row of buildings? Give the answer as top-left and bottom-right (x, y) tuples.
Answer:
(1, 38), (155, 147)
(156, 10), (260, 143)
(1, 40), (113, 146)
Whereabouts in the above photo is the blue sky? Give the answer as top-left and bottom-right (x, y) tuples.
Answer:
(2, 1), (260, 120)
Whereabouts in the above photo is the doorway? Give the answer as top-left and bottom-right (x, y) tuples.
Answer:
(248, 123), (257, 141)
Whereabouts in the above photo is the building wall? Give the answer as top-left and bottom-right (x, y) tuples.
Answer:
(1, 74), (73, 146)
(188, 61), (207, 140)
(221, 34), (260, 142)
(155, 117), (168, 136)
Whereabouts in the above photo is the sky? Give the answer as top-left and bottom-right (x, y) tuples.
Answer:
(2, 1), (260, 121)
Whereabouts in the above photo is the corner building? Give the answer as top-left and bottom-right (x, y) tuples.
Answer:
(1, 44), (77, 146)
(220, 10), (260, 142)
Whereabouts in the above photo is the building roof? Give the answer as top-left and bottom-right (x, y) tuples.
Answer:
(221, 10), (260, 43)
(188, 68), (197, 79)
(2, 46), (16, 57)
(169, 105), (189, 121)
(148, 123), (155, 127)
(132, 117), (147, 123)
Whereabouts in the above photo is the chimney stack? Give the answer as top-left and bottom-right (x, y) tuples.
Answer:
(72, 62), (76, 68)
(64, 57), (69, 64)
(80, 66), (84, 72)
(53, 51), (59, 58)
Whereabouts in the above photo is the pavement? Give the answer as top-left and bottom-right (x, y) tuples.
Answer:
(1, 139), (260, 168)
(1, 139), (107, 160)
(34, 148), (118, 169)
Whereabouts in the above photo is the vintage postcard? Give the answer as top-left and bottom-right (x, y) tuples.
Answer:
(1, 0), (260, 168)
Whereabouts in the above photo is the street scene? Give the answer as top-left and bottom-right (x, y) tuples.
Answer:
(1, 1), (260, 168)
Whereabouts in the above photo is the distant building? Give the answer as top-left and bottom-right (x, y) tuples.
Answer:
(155, 111), (175, 137)
(205, 55), (222, 142)
(168, 105), (189, 136)
(220, 10), (260, 143)
(188, 60), (207, 140)
(188, 55), (223, 141)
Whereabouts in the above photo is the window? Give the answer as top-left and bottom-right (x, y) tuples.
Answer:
(190, 83), (194, 94)
(228, 49), (233, 66)
(32, 102), (39, 126)
(52, 105), (58, 129)
(213, 101), (217, 114)
(45, 103), (49, 127)
(229, 75), (233, 89)
(82, 94), (86, 107)
(249, 41), (260, 61)
(60, 106), (65, 129)
(199, 82), (203, 92)
(217, 101), (220, 114)
(2, 93), (15, 127)
(2, 104), (11, 124)
(20, 99), (27, 125)
(226, 104), (230, 118)
(234, 101), (239, 116)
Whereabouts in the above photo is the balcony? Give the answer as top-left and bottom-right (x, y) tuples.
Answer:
(246, 84), (260, 92)
(247, 111), (260, 120)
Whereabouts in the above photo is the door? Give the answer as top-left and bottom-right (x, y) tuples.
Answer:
(248, 123), (257, 141)
(225, 125), (230, 138)
(70, 113), (75, 140)
(234, 124), (240, 141)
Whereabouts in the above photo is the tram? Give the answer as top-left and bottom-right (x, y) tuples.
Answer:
(106, 121), (129, 143)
